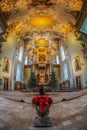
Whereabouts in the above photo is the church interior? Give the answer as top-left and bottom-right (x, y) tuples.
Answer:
(0, 0), (87, 91)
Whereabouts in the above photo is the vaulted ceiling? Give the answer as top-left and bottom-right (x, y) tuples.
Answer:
(0, 0), (83, 62)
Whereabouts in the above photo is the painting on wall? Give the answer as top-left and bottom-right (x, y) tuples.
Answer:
(38, 54), (46, 62)
(72, 56), (82, 71)
(39, 48), (45, 52)
(2, 57), (10, 73)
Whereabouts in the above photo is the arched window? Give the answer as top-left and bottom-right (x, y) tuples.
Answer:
(60, 46), (65, 61)
(18, 47), (23, 62)
(56, 55), (59, 64)
(25, 55), (28, 65)
(63, 64), (68, 80)
(16, 64), (21, 81)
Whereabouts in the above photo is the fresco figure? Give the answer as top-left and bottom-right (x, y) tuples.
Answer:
(3, 57), (10, 72)
(39, 54), (46, 63)
(73, 56), (81, 71)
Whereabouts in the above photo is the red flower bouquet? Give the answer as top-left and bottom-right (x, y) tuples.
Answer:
(32, 94), (53, 114)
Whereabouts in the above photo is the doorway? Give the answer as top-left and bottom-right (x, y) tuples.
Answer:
(4, 78), (9, 90)
(75, 76), (81, 89)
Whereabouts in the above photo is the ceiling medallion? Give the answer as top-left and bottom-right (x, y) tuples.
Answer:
(29, 15), (53, 28)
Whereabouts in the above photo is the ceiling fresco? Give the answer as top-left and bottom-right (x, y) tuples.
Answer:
(0, 0), (83, 63)
(0, 0), (83, 36)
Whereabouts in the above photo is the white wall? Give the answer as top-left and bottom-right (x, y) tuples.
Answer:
(66, 33), (87, 88)
(0, 33), (17, 90)
(24, 67), (31, 85)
